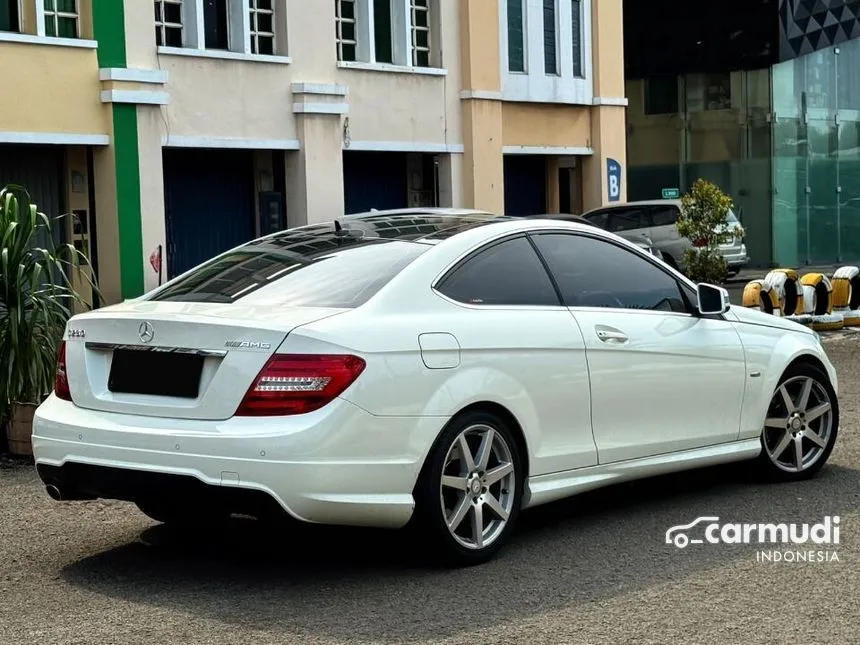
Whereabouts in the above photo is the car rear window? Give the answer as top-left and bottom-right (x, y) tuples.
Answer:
(149, 232), (430, 307)
(725, 209), (739, 223)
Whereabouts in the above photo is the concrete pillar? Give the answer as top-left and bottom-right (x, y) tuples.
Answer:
(136, 107), (167, 292)
(437, 153), (464, 208)
(581, 0), (628, 212)
(91, 138), (122, 304)
(287, 113), (346, 226)
(462, 100), (505, 213)
(546, 157), (561, 213)
(459, 0), (504, 214)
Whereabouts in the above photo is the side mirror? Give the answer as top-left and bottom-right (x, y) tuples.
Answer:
(696, 283), (731, 315)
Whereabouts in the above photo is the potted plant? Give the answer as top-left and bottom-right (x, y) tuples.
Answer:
(676, 179), (738, 285)
(0, 185), (96, 456)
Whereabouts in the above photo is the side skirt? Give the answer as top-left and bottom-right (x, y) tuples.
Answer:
(523, 439), (762, 510)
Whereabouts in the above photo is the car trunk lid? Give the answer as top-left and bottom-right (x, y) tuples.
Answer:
(63, 300), (349, 421)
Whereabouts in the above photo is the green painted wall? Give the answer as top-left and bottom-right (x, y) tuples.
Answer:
(92, 0), (145, 298)
(92, 0), (127, 68)
(112, 105), (144, 298)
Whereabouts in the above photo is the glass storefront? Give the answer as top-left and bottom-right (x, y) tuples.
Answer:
(627, 35), (860, 268)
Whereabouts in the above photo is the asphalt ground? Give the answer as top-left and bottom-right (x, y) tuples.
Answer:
(2, 331), (859, 645)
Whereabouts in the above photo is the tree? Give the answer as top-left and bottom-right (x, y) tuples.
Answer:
(676, 179), (739, 284)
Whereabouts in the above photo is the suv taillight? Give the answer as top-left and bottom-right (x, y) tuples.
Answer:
(692, 237), (707, 248)
(235, 354), (366, 416)
(54, 341), (72, 401)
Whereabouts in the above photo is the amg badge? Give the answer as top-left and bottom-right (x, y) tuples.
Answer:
(225, 341), (272, 349)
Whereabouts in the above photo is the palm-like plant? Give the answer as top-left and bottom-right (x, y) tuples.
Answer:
(0, 184), (97, 430)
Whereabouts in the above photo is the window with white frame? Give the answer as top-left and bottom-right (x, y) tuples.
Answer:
(410, 0), (430, 67)
(155, 0), (183, 47)
(335, 0), (357, 61)
(249, 0), (274, 55)
(501, 0), (592, 104)
(335, 0), (437, 68)
(543, 0), (558, 75)
(44, 0), (79, 38)
(571, 0), (583, 77)
(506, 0), (526, 73)
(155, 0), (286, 56)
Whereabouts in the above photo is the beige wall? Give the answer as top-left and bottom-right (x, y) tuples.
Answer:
(0, 41), (107, 135)
(590, 0), (625, 100)
(122, 0), (462, 147)
(459, 0), (500, 93)
(501, 104), (592, 148)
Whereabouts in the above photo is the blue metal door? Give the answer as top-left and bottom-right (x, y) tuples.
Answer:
(163, 148), (255, 279)
(504, 154), (547, 216)
(343, 151), (408, 214)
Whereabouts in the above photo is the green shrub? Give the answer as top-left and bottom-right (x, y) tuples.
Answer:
(677, 179), (736, 284)
(0, 185), (97, 422)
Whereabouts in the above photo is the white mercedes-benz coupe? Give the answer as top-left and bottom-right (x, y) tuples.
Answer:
(32, 210), (839, 565)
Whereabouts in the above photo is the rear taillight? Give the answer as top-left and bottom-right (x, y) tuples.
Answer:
(692, 237), (707, 248)
(235, 354), (366, 416)
(54, 341), (72, 401)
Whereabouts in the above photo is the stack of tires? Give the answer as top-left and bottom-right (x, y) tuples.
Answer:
(742, 266), (860, 332)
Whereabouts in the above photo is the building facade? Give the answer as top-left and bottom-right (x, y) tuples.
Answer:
(624, 0), (860, 269)
(0, 0), (627, 304)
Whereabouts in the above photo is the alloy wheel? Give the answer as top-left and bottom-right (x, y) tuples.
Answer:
(439, 424), (516, 550)
(763, 375), (834, 473)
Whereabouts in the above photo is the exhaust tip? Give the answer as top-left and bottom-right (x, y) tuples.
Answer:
(45, 484), (63, 501)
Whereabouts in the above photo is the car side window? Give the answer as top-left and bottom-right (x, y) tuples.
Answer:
(529, 233), (689, 313)
(650, 206), (681, 227)
(583, 210), (609, 229)
(607, 208), (646, 233)
(436, 235), (561, 307)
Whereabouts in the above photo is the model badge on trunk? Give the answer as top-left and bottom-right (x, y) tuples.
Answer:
(225, 341), (272, 349)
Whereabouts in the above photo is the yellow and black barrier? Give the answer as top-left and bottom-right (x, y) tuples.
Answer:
(764, 269), (809, 325)
(832, 265), (860, 327)
(742, 266), (860, 332)
(742, 279), (780, 316)
(799, 273), (843, 331)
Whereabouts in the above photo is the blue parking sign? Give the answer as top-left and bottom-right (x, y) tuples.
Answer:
(607, 158), (622, 202)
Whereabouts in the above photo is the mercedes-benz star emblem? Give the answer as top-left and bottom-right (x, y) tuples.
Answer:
(138, 321), (154, 344)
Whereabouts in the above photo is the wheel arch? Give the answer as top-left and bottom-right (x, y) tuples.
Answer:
(412, 400), (532, 494)
(784, 353), (830, 380)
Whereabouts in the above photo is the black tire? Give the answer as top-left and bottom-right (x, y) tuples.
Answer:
(411, 410), (525, 567)
(756, 361), (839, 482)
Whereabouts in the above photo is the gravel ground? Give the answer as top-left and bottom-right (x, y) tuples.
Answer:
(2, 333), (859, 645)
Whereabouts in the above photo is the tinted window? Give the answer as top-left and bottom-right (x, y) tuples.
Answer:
(530, 233), (688, 313)
(608, 209), (647, 232)
(650, 206), (680, 227)
(437, 236), (560, 306)
(583, 211), (609, 229)
(150, 233), (429, 307)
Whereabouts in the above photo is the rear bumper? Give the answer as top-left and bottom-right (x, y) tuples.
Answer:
(720, 245), (750, 268)
(32, 394), (447, 529)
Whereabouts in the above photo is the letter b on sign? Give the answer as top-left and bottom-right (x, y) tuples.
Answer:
(607, 158), (622, 202)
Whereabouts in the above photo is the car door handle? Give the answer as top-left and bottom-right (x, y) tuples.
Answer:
(595, 326), (629, 344)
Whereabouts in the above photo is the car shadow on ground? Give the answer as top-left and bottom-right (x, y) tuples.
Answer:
(61, 460), (859, 642)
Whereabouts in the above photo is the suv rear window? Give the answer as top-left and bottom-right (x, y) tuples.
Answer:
(149, 230), (429, 307)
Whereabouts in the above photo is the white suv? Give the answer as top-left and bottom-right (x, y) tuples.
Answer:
(581, 200), (750, 276)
